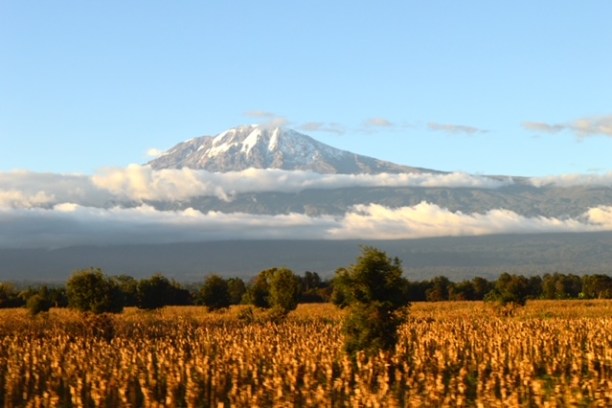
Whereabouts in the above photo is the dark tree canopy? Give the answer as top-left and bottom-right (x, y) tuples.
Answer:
(66, 268), (124, 314)
(137, 274), (175, 310)
(244, 268), (301, 314)
(485, 273), (532, 306)
(269, 268), (301, 313)
(244, 268), (275, 308)
(112, 275), (139, 307)
(200, 275), (231, 310)
(226, 277), (247, 305)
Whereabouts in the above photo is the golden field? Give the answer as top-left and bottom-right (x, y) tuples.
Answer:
(1, 301), (612, 407)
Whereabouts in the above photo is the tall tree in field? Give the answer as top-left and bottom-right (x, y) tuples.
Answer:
(333, 246), (410, 356)
(137, 274), (174, 310)
(226, 277), (247, 305)
(244, 269), (275, 308)
(245, 268), (301, 314)
(269, 268), (301, 313)
(200, 275), (231, 310)
(66, 268), (124, 314)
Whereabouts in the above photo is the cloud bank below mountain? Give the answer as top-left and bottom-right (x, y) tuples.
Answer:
(3, 166), (612, 249)
(2, 201), (612, 249)
(1, 166), (510, 207)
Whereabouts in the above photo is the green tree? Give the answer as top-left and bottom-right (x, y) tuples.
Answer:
(227, 277), (247, 305)
(0, 282), (25, 308)
(331, 268), (351, 308)
(112, 275), (139, 307)
(426, 276), (452, 301)
(66, 268), (124, 314)
(243, 268), (302, 314)
(300, 271), (329, 303)
(450, 280), (476, 301)
(137, 274), (173, 310)
(244, 269), (275, 308)
(582, 274), (612, 299)
(542, 273), (581, 299)
(486, 273), (531, 306)
(269, 268), (301, 313)
(471, 277), (494, 300)
(333, 246), (410, 356)
(200, 275), (231, 310)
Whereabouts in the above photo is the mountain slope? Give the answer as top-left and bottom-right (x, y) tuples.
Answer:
(149, 125), (434, 174)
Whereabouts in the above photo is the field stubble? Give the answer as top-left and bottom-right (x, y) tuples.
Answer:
(0, 301), (611, 407)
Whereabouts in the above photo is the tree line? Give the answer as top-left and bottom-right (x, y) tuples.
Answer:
(3, 247), (612, 356)
(2, 266), (612, 316)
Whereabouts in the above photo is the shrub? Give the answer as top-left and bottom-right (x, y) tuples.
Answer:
(27, 294), (52, 316)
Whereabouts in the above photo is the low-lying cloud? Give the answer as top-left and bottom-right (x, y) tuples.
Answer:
(92, 166), (511, 202)
(1, 166), (510, 208)
(1, 202), (612, 249)
(329, 203), (605, 239)
(530, 172), (612, 187)
(3, 166), (612, 249)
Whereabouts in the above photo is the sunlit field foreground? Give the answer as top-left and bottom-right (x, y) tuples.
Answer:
(1, 301), (612, 407)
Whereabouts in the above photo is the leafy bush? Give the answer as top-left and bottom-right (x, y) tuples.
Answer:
(27, 293), (52, 316)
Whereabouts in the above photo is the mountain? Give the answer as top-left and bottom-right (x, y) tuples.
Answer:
(3, 125), (612, 281)
(149, 125), (433, 174)
(144, 125), (612, 220)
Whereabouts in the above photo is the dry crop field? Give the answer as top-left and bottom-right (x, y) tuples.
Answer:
(1, 301), (612, 407)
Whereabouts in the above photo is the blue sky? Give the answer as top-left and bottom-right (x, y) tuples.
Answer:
(2, 1), (611, 177)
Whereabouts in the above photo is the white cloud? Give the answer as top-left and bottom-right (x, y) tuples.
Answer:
(146, 148), (164, 158)
(244, 110), (278, 118)
(297, 122), (346, 134)
(530, 172), (612, 187)
(0, 170), (113, 207)
(1, 167), (509, 210)
(2, 202), (612, 249)
(0, 190), (55, 209)
(243, 111), (289, 128)
(571, 115), (612, 137)
(428, 122), (487, 135)
(0, 204), (337, 248)
(522, 114), (612, 138)
(586, 206), (612, 226)
(522, 121), (564, 134)
(363, 117), (394, 128)
(4, 166), (612, 249)
(90, 166), (511, 202)
(329, 203), (603, 239)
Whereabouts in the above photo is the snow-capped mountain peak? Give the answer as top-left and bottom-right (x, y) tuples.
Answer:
(148, 125), (428, 174)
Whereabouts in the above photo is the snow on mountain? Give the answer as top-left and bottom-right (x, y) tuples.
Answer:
(149, 125), (432, 174)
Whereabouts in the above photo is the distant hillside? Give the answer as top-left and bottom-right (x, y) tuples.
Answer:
(2, 232), (612, 283)
(146, 183), (612, 219)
